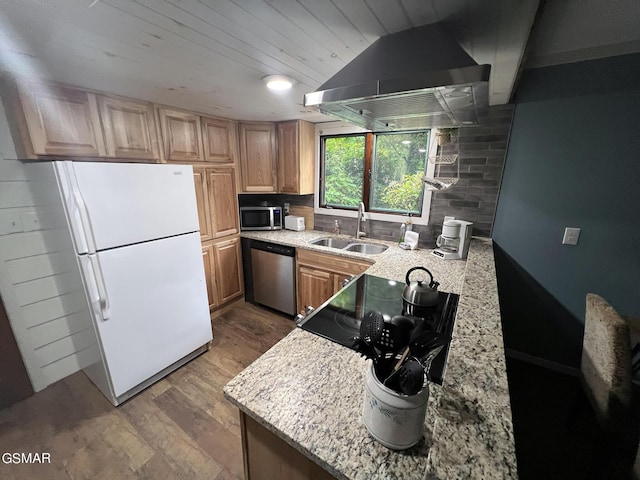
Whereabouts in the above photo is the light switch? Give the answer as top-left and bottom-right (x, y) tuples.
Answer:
(562, 227), (581, 245)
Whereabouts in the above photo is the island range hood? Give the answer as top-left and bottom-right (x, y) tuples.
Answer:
(304, 23), (491, 131)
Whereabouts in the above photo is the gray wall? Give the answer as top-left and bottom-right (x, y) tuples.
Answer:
(314, 105), (515, 245)
(493, 53), (640, 366)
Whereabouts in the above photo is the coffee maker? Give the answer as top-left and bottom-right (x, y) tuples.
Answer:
(431, 219), (473, 260)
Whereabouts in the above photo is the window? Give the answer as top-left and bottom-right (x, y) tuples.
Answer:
(320, 130), (431, 216)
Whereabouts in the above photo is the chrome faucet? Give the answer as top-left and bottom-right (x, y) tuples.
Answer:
(356, 202), (366, 239)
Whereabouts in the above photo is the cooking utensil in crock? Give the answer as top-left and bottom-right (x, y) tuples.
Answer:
(402, 267), (440, 312)
(389, 318), (430, 373)
(391, 358), (425, 396)
(389, 315), (414, 347)
(360, 310), (384, 346)
(417, 344), (446, 381)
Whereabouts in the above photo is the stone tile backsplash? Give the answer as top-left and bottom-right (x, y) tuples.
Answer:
(313, 104), (515, 244)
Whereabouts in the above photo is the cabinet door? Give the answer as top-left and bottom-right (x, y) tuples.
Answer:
(206, 168), (239, 238)
(297, 266), (333, 314)
(333, 273), (355, 294)
(239, 122), (277, 192)
(193, 168), (213, 242)
(213, 237), (243, 304)
(98, 95), (159, 160)
(277, 120), (315, 194)
(277, 121), (299, 194)
(202, 116), (234, 163)
(18, 82), (106, 157)
(202, 242), (218, 309)
(158, 108), (203, 162)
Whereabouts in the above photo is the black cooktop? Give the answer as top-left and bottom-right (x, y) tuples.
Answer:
(297, 274), (459, 385)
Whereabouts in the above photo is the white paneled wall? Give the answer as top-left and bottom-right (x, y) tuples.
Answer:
(0, 101), (96, 392)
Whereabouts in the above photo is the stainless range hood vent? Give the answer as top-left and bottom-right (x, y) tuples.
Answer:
(304, 23), (490, 131)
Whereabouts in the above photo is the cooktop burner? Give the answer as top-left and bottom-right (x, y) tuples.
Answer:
(297, 274), (459, 385)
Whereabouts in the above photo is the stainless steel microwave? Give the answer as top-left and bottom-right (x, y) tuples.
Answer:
(240, 206), (283, 231)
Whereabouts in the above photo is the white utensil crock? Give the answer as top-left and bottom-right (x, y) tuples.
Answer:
(362, 363), (429, 450)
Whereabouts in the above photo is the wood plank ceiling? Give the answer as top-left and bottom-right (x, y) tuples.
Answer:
(0, 0), (638, 123)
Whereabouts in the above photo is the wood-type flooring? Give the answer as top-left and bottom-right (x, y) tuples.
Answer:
(0, 302), (295, 480)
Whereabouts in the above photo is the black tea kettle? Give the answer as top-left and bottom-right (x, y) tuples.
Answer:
(402, 267), (440, 316)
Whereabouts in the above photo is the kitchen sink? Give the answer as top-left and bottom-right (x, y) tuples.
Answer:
(308, 237), (352, 249)
(307, 237), (388, 255)
(343, 243), (388, 254)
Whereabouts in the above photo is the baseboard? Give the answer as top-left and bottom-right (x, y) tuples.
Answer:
(210, 297), (244, 320)
(505, 349), (580, 377)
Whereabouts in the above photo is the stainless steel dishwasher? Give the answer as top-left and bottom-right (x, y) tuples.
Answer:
(250, 240), (296, 316)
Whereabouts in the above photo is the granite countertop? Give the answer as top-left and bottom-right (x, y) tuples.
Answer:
(240, 230), (467, 294)
(225, 231), (516, 479)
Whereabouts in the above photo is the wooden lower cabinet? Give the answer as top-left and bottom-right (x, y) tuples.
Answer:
(240, 412), (335, 480)
(296, 249), (371, 314)
(213, 236), (243, 304)
(202, 243), (218, 309)
(202, 236), (243, 310)
(297, 266), (333, 312)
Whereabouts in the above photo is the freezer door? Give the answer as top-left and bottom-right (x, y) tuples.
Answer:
(56, 161), (199, 253)
(88, 232), (212, 397)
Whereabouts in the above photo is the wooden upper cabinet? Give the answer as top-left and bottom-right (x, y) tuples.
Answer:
(238, 122), (277, 192)
(193, 166), (239, 242)
(277, 120), (315, 194)
(98, 95), (159, 160)
(17, 82), (106, 157)
(207, 168), (239, 237)
(193, 167), (213, 242)
(158, 108), (204, 162)
(202, 116), (234, 163)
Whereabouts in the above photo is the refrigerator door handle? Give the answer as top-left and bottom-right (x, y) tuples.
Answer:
(72, 185), (98, 255)
(60, 162), (98, 254)
(89, 254), (111, 321)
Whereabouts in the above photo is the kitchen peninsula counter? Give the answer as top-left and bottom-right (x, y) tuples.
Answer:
(224, 232), (516, 479)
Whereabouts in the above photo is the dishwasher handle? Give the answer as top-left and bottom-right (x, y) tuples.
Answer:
(250, 239), (295, 257)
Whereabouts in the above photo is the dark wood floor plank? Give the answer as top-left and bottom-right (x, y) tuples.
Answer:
(63, 435), (136, 480)
(166, 366), (241, 436)
(135, 454), (182, 480)
(120, 393), (224, 480)
(154, 386), (244, 479)
(0, 301), (292, 480)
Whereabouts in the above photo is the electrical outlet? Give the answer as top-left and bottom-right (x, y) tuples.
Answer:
(562, 227), (581, 245)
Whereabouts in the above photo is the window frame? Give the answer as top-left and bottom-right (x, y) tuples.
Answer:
(314, 122), (437, 226)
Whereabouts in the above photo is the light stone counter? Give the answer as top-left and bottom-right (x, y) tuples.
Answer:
(240, 230), (467, 294)
(225, 232), (517, 479)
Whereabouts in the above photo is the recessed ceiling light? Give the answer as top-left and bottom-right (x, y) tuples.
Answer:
(263, 75), (295, 91)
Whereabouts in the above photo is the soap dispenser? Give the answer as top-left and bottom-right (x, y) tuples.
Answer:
(399, 223), (406, 244)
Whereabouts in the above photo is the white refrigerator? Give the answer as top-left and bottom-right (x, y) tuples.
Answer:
(38, 161), (213, 406)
